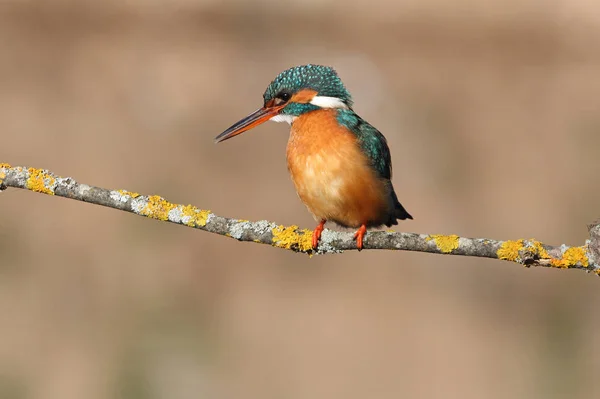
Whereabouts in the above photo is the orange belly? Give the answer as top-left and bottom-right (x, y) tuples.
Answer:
(286, 109), (392, 228)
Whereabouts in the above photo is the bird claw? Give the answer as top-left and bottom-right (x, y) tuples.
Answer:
(312, 220), (326, 249)
(353, 225), (367, 251)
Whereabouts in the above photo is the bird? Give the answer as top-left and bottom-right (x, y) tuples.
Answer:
(215, 64), (412, 250)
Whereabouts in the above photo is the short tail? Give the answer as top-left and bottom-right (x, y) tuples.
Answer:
(395, 200), (413, 220)
(387, 189), (413, 226)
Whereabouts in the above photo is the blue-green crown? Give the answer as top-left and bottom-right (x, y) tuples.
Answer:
(263, 65), (353, 108)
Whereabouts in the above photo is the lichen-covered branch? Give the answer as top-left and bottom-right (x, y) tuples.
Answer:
(1, 163), (598, 276)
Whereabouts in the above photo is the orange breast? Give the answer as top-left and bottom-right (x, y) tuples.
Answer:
(286, 109), (392, 228)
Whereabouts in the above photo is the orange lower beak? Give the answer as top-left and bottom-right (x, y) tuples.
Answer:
(215, 107), (281, 143)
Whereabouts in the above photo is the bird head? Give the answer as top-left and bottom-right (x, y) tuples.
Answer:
(215, 64), (352, 143)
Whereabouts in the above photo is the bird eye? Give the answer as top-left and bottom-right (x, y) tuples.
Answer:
(274, 91), (291, 105)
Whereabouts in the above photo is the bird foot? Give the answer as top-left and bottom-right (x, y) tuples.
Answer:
(353, 225), (367, 251)
(312, 220), (326, 249)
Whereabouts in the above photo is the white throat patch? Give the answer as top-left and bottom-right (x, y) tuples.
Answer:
(309, 96), (349, 109)
(270, 114), (296, 125)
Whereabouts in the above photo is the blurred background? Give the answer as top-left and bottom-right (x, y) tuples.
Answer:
(1, 0), (600, 398)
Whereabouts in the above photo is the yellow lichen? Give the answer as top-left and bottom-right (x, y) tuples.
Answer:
(138, 196), (211, 226)
(497, 239), (524, 261)
(0, 163), (10, 168)
(26, 168), (55, 195)
(528, 240), (550, 259)
(272, 225), (313, 252)
(550, 246), (589, 269)
(117, 189), (140, 198)
(141, 195), (177, 221)
(426, 234), (459, 253)
(179, 204), (210, 227)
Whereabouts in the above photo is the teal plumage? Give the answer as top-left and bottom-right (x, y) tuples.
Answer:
(336, 109), (391, 179)
(336, 108), (412, 224)
(264, 64), (353, 107)
(279, 102), (319, 117)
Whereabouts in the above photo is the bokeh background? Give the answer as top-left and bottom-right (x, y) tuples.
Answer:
(1, 1), (600, 398)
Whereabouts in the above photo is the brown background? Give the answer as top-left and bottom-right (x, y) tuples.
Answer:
(1, 1), (600, 398)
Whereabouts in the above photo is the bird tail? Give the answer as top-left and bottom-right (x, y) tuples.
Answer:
(387, 189), (413, 226)
(395, 200), (413, 220)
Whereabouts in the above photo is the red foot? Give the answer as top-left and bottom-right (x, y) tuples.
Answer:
(312, 220), (326, 249)
(353, 224), (367, 251)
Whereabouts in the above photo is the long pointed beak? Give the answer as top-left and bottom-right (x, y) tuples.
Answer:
(215, 106), (281, 143)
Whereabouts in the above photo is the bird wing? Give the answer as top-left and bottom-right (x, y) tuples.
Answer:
(336, 109), (392, 180)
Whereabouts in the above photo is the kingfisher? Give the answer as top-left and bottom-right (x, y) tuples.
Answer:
(215, 64), (412, 250)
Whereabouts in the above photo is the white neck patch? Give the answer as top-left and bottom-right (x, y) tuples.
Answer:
(309, 96), (349, 109)
(270, 96), (348, 125)
(270, 114), (296, 125)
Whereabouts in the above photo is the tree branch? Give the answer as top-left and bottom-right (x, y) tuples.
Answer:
(0, 163), (597, 276)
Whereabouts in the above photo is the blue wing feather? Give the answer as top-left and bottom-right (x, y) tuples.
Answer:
(336, 109), (412, 222)
(336, 109), (392, 180)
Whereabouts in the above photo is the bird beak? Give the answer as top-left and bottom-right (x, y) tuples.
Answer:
(215, 105), (284, 143)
